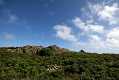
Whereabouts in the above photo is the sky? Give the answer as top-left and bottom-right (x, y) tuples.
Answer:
(0, 0), (119, 53)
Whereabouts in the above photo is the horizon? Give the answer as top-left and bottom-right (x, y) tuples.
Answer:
(0, 0), (119, 53)
(0, 44), (118, 54)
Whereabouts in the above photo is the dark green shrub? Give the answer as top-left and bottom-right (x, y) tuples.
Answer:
(37, 48), (54, 56)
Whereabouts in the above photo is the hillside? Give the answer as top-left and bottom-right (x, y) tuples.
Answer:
(0, 45), (119, 80)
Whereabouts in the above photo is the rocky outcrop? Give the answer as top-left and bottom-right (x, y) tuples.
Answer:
(0, 45), (69, 55)
(22, 45), (43, 54)
(47, 45), (69, 54)
(0, 45), (43, 54)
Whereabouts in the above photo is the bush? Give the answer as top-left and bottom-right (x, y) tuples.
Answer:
(37, 48), (54, 56)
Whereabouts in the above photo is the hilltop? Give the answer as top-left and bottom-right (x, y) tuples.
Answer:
(0, 45), (69, 55)
(0, 45), (119, 80)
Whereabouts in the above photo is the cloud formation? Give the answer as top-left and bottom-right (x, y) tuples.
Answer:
(54, 1), (119, 53)
(106, 27), (119, 48)
(73, 17), (104, 34)
(54, 25), (79, 42)
(88, 2), (119, 25)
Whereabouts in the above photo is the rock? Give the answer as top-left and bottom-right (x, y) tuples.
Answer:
(47, 45), (69, 54)
(22, 45), (44, 54)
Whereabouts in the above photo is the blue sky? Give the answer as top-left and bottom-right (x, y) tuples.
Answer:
(0, 0), (83, 47)
(0, 0), (119, 53)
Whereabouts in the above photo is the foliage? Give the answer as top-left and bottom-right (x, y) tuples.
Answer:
(0, 47), (119, 80)
(37, 48), (54, 56)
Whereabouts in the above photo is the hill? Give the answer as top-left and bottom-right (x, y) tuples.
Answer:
(0, 45), (119, 80)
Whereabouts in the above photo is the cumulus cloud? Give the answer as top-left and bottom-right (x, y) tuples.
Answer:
(88, 2), (119, 25)
(106, 27), (119, 48)
(98, 4), (118, 19)
(54, 1), (119, 53)
(73, 17), (104, 34)
(88, 35), (105, 48)
(54, 24), (79, 42)
(100, 4), (118, 23)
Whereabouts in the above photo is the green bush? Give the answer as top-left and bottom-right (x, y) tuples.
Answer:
(37, 48), (54, 56)
(0, 48), (119, 80)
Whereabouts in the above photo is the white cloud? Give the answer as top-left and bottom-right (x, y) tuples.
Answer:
(99, 3), (119, 24)
(89, 2), (119, 25)
(88, 35), (105, 48)
(106, 27), (119, 48)
(54, 1), (119, 53)
(99, 4), (117, 19)
(54, 24), (79, 42)
(88, 3), (102, 15)
(89, 25), (104, 33)
(73, 17), (104, 33)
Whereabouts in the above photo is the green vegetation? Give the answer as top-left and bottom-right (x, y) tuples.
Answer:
(0, 45), (119, 80)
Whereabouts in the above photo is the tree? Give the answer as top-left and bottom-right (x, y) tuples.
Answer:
(37, 48), (54, 56)
(80, 50), (86, 53)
